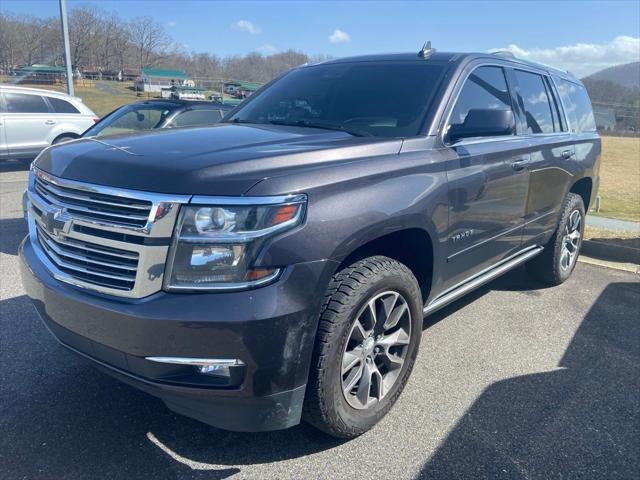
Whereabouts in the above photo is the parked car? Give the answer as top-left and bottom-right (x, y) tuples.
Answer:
(83, 99), (233, 138)
(20, 48), (600, 439)
(0, 85), (98, 162)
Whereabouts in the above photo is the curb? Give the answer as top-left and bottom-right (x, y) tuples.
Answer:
(582, 239), (640, 264)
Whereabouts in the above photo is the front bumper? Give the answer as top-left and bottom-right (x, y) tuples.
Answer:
(20, 238), (337, 432)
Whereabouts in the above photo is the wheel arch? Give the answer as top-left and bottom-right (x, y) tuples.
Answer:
(569, 176), (593, 210)
(51, 132), (81, 145)
(334, 225), (435, 303)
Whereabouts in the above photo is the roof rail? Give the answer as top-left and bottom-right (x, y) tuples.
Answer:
(491, 51), (517, 59)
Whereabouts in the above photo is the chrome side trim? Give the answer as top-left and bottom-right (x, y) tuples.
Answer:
(190, 193), (307, 206)
(145, 357), (246, 367)
(447, 211), (556, 261)
(424, 246), (543, 316)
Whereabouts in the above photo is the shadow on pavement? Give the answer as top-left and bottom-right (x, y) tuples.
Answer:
(0, 160), (31, 173)
(0, 297), (341, 480)
(418, 281), (640, 479)
(0, 217), (28, 256)
(3, 266), (638, 479)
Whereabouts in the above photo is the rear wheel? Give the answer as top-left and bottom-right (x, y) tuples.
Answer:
(526, 192), (585, 285)
(303, 256), (423, 438)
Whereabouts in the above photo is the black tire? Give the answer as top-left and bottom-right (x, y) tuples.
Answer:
(526, 192), (585, 285)
(52, 135), (77, 145)
(303, 256), (423, 438)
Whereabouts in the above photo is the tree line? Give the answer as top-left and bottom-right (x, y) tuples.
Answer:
(0, 6), (323, 83)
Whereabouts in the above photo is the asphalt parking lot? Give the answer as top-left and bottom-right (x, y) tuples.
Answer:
(1, 160), (639, 480)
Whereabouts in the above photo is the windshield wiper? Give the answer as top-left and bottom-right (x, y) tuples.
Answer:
(267, 120), (372, 137)
(226, 118), (261, 125)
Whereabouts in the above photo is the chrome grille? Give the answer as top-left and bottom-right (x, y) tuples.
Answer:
(27, 168), (191, 298)
(35, 173), (153, 228)
(36, 223), (138, 291)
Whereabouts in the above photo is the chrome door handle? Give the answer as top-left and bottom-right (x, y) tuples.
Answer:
(511, 159), (528, 171)
(45, 120), (56, 125)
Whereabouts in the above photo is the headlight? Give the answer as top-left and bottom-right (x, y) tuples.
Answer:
(164, 194), (306, 291)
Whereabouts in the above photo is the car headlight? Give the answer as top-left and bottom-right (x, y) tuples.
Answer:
(164, 194), (306, 291)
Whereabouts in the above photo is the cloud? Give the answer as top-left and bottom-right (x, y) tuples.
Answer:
(232, 20), (261, 35)
(329, 29), (350, 44)
(166, 21), (177, 28)
(489, 36), (640, 78)
(257, 44), (278, 55)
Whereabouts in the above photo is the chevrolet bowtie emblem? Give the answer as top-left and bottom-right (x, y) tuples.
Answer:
(42, 207), (72, 237)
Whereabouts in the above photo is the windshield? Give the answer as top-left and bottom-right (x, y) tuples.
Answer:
(84, 104), (173, 137)
(227, 61), (445, 138)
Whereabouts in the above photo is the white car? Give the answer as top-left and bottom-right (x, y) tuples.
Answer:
(0, 85), (98, 163)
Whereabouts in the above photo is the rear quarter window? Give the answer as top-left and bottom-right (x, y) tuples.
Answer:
(48, 97), (80, 114)
(555, 79), (597, 133)
(514, 70), (556, 134)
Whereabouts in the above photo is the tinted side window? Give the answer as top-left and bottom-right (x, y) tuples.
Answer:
(4, 93), (49, 113)
(48, 97), (80, 114)
(555, 79), (596, 133)
(514, 70), (555, 134)
(450, 66), (513, 127)
(172, 109), (224, 127)
(448, 67), (513, 142)
(545, 78), (565, 132)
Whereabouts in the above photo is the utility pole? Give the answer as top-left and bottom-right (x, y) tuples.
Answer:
(59, 0), (74, 96)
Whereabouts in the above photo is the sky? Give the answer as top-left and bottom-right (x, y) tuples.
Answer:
(2, 0), (640, 77)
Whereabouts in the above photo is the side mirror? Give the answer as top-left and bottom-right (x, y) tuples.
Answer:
(136, 112), (145, 122)
(447, 109), (514, 144)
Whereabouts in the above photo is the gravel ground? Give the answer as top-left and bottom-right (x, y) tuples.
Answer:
(1, 161), (638, 480)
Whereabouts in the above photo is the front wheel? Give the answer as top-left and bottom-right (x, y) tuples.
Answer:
(303, 256), (423, 438)
(526, 192), (585, 285)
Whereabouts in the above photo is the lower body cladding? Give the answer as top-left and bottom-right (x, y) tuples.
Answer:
(19, 238), (338, 432)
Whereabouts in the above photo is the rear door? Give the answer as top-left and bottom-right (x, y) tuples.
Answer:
(3, 91), (53, 158)
(511, 69), (576, 246)
(441, 64), (531, 290)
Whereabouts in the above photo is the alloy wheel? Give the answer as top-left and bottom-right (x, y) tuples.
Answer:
(560, 209), (582, 270)
(341, 291), (412, 410)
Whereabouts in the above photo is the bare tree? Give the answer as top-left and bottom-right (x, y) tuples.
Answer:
(129, 16), (169, 70)
(0, 8), (313, 83)
(69, 6), (100, 68)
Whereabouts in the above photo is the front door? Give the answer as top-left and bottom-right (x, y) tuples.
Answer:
(440, 65), (530, 291)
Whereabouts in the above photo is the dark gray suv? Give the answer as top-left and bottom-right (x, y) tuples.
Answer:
(20, 48), (600, 438)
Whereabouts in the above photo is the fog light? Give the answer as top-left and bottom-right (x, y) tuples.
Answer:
(197, 364), (231, 377)
(145, 356), (245, 375)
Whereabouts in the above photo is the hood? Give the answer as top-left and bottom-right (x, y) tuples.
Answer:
(35, 124), (402, 195)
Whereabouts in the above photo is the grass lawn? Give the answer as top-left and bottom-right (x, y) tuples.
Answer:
(585, 226), (640, 250)
(595, 136), (640, 222)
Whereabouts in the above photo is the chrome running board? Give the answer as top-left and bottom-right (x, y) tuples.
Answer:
(423, 246), (544, 316)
